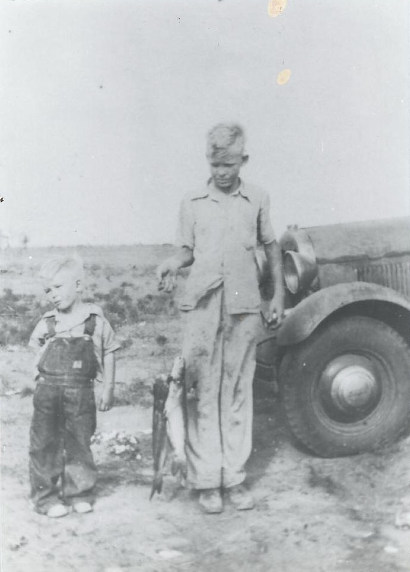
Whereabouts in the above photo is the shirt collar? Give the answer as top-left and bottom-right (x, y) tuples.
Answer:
(44, 304), (92, 329)
(190, 179), (251, 202)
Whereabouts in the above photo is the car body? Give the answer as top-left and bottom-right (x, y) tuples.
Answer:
(255, 216), (410, 457)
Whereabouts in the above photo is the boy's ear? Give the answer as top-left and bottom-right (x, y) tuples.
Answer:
(241, 155), (249, 166)
(76, 279), (82, 292)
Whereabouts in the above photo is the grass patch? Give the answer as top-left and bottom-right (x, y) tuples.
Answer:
(0, 288), (44, 345)
(0, 284), (178, 346)
(114, 378), (153, 407)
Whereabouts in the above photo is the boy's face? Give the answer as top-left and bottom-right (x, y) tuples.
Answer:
(208, 148), (248, 193)
(44, 270), (81, 312)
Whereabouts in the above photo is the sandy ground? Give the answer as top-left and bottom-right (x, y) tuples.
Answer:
(1, 247), (410, 571)
(2, 345), (410, 572)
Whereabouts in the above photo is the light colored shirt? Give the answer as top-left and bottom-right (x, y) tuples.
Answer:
(176, 180), (275, 313)
(29, 302), (121, 382)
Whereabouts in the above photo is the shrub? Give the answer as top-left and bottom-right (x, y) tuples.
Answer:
(84, 287), (140, 329)
(0, 283), (178, 346)
(0, 290), (44, 345)
(136, 293), (175, 316)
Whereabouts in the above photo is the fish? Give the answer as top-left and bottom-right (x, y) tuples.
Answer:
(150, 356), (186, 500)
(150, 373), (169, 499)
(165, 357), (186, 479)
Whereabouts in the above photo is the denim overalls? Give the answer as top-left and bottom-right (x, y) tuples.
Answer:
(29, 314), (99, 513)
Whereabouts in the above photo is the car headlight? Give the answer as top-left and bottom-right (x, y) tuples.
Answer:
(283, 250), (318, 294)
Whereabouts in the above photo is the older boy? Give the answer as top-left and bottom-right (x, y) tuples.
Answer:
(29, 257), (120, 517)
(157, 123), (284, 513)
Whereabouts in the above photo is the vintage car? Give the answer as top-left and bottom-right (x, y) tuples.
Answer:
(255, 216), (410, 457)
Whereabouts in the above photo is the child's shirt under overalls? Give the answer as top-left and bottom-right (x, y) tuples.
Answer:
(29, 303), (120, 383)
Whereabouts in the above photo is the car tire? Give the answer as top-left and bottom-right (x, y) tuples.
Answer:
(280, 315), (410, 457)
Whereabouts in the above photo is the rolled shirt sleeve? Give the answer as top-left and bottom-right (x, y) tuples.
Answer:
(175, 197), (195, 250)
(29, 320), (49, 350)
(257, 191), (276, 245)
(93, 314), (121, 380)
(100, 316), (121, 355)
(28, 319), (50, 378)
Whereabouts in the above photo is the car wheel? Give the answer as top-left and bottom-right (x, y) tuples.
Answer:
(280, 315), (410, 457)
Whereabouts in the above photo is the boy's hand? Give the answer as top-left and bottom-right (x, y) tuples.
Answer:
(98, 385), (114, 412)
(267, 294), (285, 327)
(156, 258), (179, 292)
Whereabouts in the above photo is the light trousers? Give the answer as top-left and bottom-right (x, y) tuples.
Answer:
(182, 286), (259, 489)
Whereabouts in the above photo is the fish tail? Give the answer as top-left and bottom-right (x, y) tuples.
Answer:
(149, 473), (163, 500)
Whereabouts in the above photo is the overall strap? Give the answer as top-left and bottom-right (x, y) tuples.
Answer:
(44, 316), (56, 339)
(83, 314), (97, 336)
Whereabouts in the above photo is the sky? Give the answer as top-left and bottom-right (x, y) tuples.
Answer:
(1, 0), (409, 246)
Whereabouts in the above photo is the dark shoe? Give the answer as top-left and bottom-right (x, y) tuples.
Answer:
(226, 484), (254, 510)
(198, 488), (223, 514)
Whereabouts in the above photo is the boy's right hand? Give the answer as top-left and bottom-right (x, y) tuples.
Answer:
(156, 259), (179, 292)
(99, 386), (114, 411)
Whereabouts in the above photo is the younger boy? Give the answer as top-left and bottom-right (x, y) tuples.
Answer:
(157, 123), (285, 513)
(29, 257), (120, 517)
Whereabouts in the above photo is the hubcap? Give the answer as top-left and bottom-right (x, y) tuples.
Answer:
(319, 354), (382, 422)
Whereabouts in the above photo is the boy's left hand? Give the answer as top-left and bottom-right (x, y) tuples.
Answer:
(99, 386), (114, 412)
(267, 294), (285, 327)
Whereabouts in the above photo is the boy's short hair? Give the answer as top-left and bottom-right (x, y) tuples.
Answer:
(206, 123), (246, 158)
(39, 256), (84, 283)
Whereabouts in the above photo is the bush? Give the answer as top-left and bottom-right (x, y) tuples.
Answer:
(136, 293), (175, 316)
(0, 284), (177, 346)
(87, 287), (176, 329)
(84, 287), (140, 330)
(0, 289), (44, 345)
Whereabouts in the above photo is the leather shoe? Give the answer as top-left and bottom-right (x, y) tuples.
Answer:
(226, 484), (254, 510)
(198, 488), (223, 514)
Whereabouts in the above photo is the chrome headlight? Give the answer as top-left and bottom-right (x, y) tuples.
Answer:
(283, 250), (317, 294)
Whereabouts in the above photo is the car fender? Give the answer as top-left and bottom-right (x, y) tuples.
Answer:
(277, 282), (410, 346)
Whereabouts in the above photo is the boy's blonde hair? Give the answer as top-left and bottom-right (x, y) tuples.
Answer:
(206, 123), (246, 158)
(39, 255), (84, 283)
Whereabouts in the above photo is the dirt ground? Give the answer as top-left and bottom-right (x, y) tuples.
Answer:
(1, 247), (410, 572)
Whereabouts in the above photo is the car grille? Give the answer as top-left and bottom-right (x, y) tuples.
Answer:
(357, 261), (410, 297)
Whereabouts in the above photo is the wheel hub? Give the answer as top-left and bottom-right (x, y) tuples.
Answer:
(319, 354), (382, 421)
(331, 365), (377, 409)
